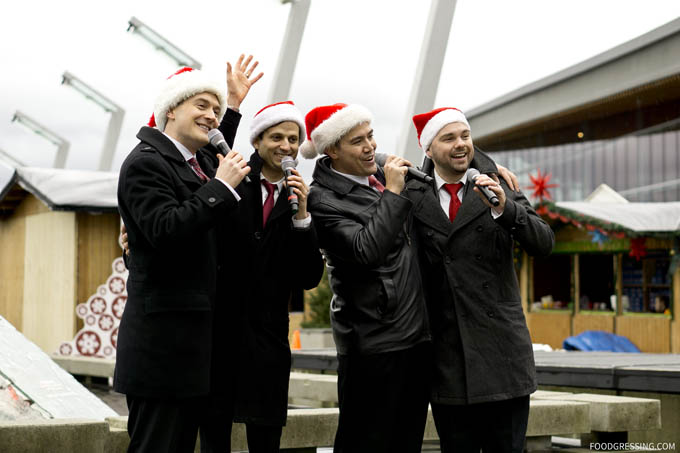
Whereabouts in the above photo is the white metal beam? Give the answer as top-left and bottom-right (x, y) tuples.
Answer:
(397, 0), (458, 164)
(267, 0), (311, 103)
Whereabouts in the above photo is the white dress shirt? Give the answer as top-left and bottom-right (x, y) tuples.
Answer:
(433, 168), (502, 220)
(163, 132), (241, 202)
(260, 174), (311, 229)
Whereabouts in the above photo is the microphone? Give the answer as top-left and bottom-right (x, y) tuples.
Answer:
(467, 168), (500, 207)
(208, 129), (251, 183)
(374, 153), (434, 184)
(281, 156), (299, 214)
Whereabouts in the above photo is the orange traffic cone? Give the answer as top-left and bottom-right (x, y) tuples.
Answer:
(291, 329), (301, 350)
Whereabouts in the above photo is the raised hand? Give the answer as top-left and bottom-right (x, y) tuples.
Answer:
(226, 54), (264, 109)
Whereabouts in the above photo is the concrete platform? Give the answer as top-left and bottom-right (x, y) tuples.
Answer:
(291, 349), (680, 393)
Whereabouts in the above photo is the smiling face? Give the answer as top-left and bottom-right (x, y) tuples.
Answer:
(326, 122), (377, 177)
(163, 92), (220, 153)
(427, 121), (475, 182)
(253, 121), (301, 180)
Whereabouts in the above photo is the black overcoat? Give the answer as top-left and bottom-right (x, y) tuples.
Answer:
(114, 125), (239, 398)
(404, 151), (554, 405)
(212, 150), (324, 426)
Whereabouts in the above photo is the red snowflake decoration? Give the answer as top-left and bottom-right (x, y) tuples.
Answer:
(528, 169), (558, 201)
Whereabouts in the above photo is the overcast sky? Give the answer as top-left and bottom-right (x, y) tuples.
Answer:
(1, 0), (679, 177)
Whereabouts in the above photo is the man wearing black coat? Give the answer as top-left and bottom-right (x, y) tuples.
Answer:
(114, 66), (251, 453)
(404, 107), (554, 452)
(203, 101), (324, 453)
(301, 103), (431, 453)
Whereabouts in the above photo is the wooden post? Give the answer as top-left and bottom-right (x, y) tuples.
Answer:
(573, 254), (580, 314)
(521, 251), (529, 314)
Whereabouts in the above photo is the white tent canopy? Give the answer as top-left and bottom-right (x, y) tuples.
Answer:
(555, 184), (680, 233)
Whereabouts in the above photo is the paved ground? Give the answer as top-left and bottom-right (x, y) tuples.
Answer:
(88, 382), (128, 416)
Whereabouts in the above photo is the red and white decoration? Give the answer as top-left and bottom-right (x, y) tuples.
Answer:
(56, 257), (127, 359)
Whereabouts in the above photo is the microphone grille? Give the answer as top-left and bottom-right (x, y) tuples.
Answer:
(281, 156), (297, 170)
(466, 168), (481, 180)
(208, 129), (224, 146)
(374, 153), (387, 166)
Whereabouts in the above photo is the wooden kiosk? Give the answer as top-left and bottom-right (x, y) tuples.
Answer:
(522, 185), (680, 352)
(0, 165), (120, 354)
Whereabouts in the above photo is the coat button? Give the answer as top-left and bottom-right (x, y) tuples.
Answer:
(254, 232), (262, 240)
(475, 254), (482, 260)
(427, 230), (433, 237)
(487, 310), (494, 318)
(482, 282), (489, 289)
(445, 256), (452, 264)
(208, 197), (216, 203)
(476, 225), (483, 232)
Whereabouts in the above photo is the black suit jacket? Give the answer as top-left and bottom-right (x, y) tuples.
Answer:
(404, 150), (554, 405)
(114, 123), (239, 398)
(212, 149), (324, 426)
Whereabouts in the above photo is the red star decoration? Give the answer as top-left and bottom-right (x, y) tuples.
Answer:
(528, 169), (558, 201)
(629, 237), (647, 261)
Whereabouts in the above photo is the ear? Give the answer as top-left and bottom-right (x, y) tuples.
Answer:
(167, 109), (175, 122)
(253, 137), (260, 152)
(326, 145), (339, 161)
(425, 148), (432, 158)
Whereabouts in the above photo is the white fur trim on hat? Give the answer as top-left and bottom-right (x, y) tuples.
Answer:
(153, 70), (227, 131)
(249, 103), (306, 146)
(420, 109), (470, 151)
(300, 104), (373, 159)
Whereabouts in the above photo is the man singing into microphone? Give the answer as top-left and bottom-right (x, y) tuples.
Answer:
(302, 103), (431, 453)
(404, 107), (554, 452)
(203, 101), (324, 453)
(115, 66), (251, 453)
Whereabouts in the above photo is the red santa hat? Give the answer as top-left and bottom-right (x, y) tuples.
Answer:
(148, 67), (227, 131)
(412, 107), (470, 151)
(249, 101), (306, 146)
(299, 103), (373, 159)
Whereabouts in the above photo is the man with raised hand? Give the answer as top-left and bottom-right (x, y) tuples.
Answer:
(115, 64), (251, 453)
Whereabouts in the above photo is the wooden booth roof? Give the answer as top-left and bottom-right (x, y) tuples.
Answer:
(0, 162), (118, 216)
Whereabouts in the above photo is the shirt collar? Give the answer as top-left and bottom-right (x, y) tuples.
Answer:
(260, 174), (285, 190)
(434, 167), (467, 191)
(162, 132), (194, 161)
(330, 165), (370, 187)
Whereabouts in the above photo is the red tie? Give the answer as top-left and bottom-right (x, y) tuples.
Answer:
(368, 175), (385, 193)
(188, 157), (209, 182)
(444, 182), (463, 222)
(262, 180), (276, 227)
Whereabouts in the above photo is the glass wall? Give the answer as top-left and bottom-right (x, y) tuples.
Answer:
(490, 130), (680, 202)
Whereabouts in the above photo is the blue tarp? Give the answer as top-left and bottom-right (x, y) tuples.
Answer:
(562, 330), (640, 352)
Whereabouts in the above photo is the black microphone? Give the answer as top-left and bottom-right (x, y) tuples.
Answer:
(467, 168), (500, 207)
(208, 129), (251, 183)
(281, 156), (299, 214)
(374, 153), (434, 184)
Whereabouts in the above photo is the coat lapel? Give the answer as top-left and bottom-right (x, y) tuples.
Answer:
(407, 183), (452, 236)
(447, 180), (486, 239)
(267, 188), (291, 226)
